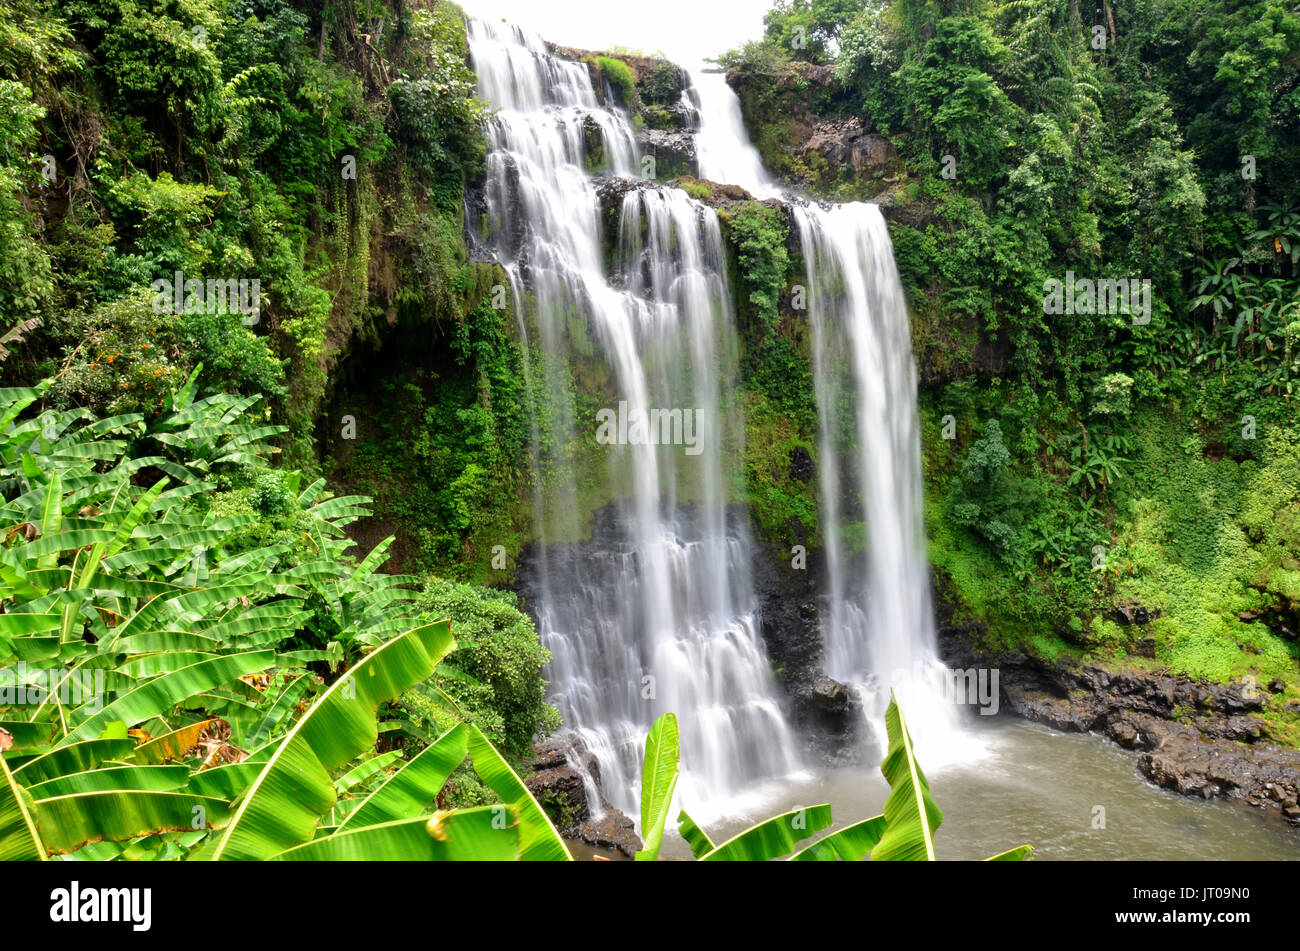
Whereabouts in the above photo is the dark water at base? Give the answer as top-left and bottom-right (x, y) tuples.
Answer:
(648, 716), (1300, 860)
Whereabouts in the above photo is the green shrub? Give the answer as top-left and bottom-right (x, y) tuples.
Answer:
(641, 62), (682, 105)
(415, 577), (560, 761)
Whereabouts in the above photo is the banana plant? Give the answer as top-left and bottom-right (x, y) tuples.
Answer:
(640, 697), (1032, 861)
(634, 711), (679, 861)
(0, 381), (570, 861)
(0, 620), (572, 861)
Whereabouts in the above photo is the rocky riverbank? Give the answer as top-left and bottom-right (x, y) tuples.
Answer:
(940, 626), (1300, 828)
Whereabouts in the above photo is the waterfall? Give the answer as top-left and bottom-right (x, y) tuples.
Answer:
(791, 203), (967, 757)
(468, 19), (802, 820)
(686, 60), (972, 761)
(684, 69), (778, 199)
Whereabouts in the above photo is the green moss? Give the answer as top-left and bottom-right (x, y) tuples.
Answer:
(325, 280), (532, 583)
(741, 390), (820, 544)
(595, 56), (637, 110)
(678, 177), (711, 201)
(538, 788), (585, 831)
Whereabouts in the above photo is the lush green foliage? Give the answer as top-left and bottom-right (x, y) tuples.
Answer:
(0, 377), (563, 859)
(0, 0), (488, 469)
(594, 55), (637, 110)
(413, 578), (559, 761)
(724, 0), (1300, 717)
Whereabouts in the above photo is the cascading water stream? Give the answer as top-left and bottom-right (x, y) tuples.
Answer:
(792, 204), (970, 759)
(684, 69), (779, 199)
(686, 66), (975, 762)
(468, 19), (802, 821)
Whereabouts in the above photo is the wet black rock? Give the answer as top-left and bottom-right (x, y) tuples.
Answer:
(639, 129), (696, 179)
(789, 445), (815, 482)
(524, 734), (600, 834)
(811, 676), (850, 713)
(747, 533), (867, 763)
(1114, 601), (1160, 626)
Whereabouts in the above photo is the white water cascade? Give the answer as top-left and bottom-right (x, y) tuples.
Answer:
(686, 66), (975, 762)
(467, 20), (803, 820)
(685, 69), (778, 199)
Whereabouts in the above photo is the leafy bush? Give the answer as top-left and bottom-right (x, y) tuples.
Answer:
(640, 62), (681, 106)
(415, 578), (560, 760)
(48, 288), (283, 416)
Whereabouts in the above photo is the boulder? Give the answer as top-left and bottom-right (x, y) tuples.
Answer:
(524, 734), (600, 835)
(1114, 601), (1160, 626)
(811, 676), (850, 714)
(939, 621), (1300, 825)
(578, 808), (641, 859)
(640, 128), (696, 179)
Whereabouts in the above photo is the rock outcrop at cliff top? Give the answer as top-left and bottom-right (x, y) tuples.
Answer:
(723, 59), (900, 198)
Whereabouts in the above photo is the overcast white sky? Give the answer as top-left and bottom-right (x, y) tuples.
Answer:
(457, 0), (773, 66)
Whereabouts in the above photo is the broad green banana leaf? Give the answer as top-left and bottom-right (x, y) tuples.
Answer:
(209, 621), (454, 860)
(466, 725), (570, 861)
(336, 724), (468, 832)
(187, 762), (263, 800)
(119, 652), (221, 678)
(245, 674), (314, 748)
(635, 712), (679, 862)
(272, 807), (520, 861)
(985, 844), (1034, 861)
(699, 803), (833, 861)
(0, 613), (62, 637)
(33, 789), (231, 855)
(0, 720), (58, 749)
(790, 814), (887, 861)
(872, 692), (942, 861)
(27, 764), (190, 797)
(677, 809), (715, 859)
(64, 651), (273, 743)
(13, 738), (136, 783)
(334, 750), (404, 795)
(0, 753), (46, 860)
